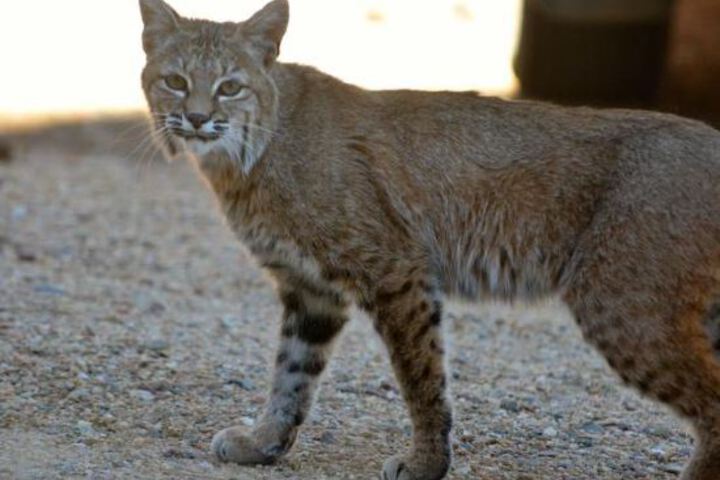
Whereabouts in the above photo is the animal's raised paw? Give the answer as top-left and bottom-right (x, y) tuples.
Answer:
(211, 426), (277, 465)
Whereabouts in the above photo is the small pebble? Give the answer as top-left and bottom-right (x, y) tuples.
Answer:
(221, 315), (237, 330)
(579, 421), (603, 435)
(68, 388), (90, 401)
(500, 399), (520, 413)
(648, 445), (668, 461)
(145, 339), (170, 353)
(76, 420), (96, 436)
(317, 431), (336, 444)
(130, 389), (155, 402)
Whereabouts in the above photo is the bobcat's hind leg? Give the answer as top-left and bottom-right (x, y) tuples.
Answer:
(565, 264), (720, 480)
(212, 284), (348, 464)
(369, 272), (452, 480)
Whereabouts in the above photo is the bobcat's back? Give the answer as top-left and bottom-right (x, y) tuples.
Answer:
(240, 64), (720, 306)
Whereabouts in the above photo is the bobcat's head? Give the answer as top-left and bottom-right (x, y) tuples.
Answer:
(139, 0), (288, 172)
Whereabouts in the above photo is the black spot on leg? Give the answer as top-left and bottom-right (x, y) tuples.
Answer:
(295, 314), (345, 345)
(375, 281), (413, 305)
(280, 291), (303, 313)
(413, 322), (431, 343)
(359, 299), (375, 312)
(429, 339), (445, 354)
(636, 371), (657, 393)
(404, 307), (418, 324)
(323, 267), (353, 283)
(657, 387), (682, 404)
(429, 304), (442, 326)
(293, 382), (307, 393)
(417, 279), (432, 292)
(302, 358), (325, 376)
(294, 412), (305, 426)
(499, 247), (510, 270)
(288, 362), (301, 373)
(508, 267), (517, 291)
(281, 324), (295, 338)
(388, 328), (404, 347)
(276, 352), (288, 365)
(676, 405), (693, 418)
(620, 357), (636, 371)
(656, 375), (686, 404)
(596, 339), (612, 353)
(372, 318), (383, 334)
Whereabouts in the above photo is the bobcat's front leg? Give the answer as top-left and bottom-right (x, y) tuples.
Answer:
(372, 277), (452, 480)
(212, 284), (348, 464)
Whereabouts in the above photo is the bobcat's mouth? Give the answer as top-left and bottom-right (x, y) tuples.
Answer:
(170, 129), (222, 142)
(161, 113), (228, 144)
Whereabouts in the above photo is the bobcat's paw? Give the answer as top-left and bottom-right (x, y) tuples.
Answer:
(381, 454), (449, 480)
(211, 426), (284, 465)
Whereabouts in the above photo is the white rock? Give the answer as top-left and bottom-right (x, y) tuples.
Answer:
(130, 389), (155, 402)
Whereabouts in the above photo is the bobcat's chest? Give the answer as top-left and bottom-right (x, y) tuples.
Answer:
(232, 218), (347, 301)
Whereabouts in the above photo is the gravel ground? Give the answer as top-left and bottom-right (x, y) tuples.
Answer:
(0, 119), (692, 479)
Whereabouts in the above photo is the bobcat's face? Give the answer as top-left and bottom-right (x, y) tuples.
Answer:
(140, 0), (288, 171)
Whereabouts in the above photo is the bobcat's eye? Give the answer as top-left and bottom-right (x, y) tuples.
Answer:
(164, 74), (188, 92)
(217, 80), (245, 98)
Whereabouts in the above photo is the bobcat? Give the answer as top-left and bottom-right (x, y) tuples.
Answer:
(139, 0), (720, 478)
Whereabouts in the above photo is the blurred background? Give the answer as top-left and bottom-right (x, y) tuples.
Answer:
(0, 0), (522, 122)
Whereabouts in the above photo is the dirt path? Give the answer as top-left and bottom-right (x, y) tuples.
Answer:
(0, 133), (689, 479)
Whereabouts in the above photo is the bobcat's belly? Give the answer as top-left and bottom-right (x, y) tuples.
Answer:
(436, 224), (568, 303)
(447, 247), (560, 302)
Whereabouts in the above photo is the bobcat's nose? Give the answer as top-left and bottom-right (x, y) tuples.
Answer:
(186, 113), (210, 130)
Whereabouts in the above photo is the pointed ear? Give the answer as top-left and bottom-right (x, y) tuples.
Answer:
(243, 0), (289, 68)
(139, 0), (181, 53)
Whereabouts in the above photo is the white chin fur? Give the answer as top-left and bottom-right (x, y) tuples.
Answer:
(184, 138), (219, 157)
